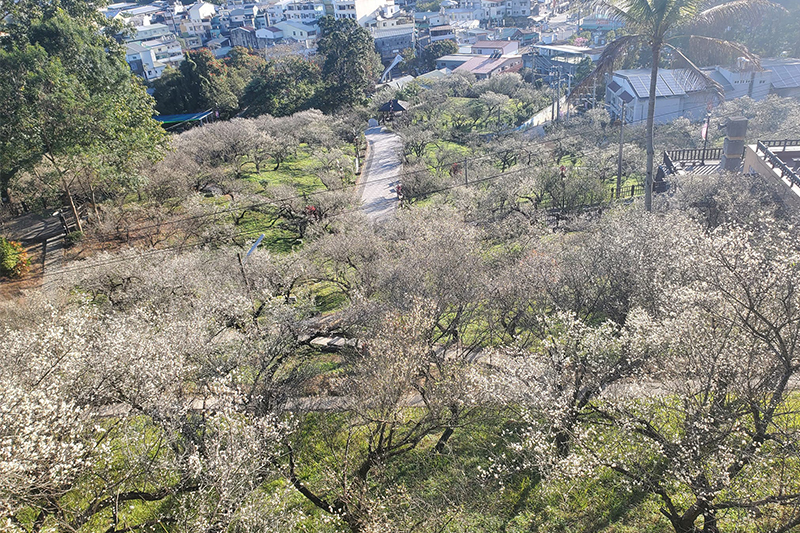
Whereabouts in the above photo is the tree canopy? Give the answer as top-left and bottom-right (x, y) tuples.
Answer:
(0, 6), (165, 218)
(316, 16), (382, 111)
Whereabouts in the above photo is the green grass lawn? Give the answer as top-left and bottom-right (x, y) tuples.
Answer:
(243, 146), (328, 195)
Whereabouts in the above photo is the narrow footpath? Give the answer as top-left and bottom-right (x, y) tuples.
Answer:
(359, 126), (402, 222)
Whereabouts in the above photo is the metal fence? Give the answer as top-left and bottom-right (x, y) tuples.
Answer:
(759, 140), (800, 151)
(756, 140), (800, 188)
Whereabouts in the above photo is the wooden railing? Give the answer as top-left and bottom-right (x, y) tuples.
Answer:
(756, 141), (800, 188)
(664, 148), (723, 165)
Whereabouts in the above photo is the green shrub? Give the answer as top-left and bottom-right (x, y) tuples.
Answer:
(66, 231), (84, 245)
(0, 237), (30, 278)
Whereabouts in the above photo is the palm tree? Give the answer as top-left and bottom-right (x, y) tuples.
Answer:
(575, 0), (783, 211)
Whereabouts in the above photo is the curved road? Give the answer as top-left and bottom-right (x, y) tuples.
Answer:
(360, 126), (402, 222)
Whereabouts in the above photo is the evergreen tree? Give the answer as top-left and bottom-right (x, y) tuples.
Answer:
(316, 16), (382, 111)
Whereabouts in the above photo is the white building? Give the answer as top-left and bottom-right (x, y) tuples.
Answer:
(140, 37), (183, 64)
(187, 1), (216, 22)
(460, 0), (530, 21)
(704, 59), (772, 101)
(113, 5), (161, 26)
(229, 6), (258, 28)
(281, 1), (325, 24)
(101, 2), (138, 18)
(332, 0), (391, 26)
(125, 42), (167, 81)
(180, 18), (212, 38)
(504, 0), (531, 18)
(444, 7), (480, 22)
(275, 20), (318, 40)
(126, 23), (173, 42)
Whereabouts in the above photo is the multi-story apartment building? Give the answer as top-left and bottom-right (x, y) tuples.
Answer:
(125, 43), (166, 81)
(229, 6), (258, 28)
(461, 0), (530, 21)
(126, 23), (173, 41)
(281, 1), (325, 24)
(180, 18), (212, 38)
(139, 37), (183, 62)
(332, 0), (389, 26)
(253, 8), (273, 28)
(504, 0), (531, 17)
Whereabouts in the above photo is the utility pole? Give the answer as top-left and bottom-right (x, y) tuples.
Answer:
(556, 70), (562, 121)
(566, 73), (572, 121)
(616, 100), (625, 199)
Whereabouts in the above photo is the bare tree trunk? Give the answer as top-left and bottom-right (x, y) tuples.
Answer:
(87, 179), (100, 223)
(645, 43), (661, 212)
(63, 177), (83, 233)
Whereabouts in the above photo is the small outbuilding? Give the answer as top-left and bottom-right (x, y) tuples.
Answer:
(377, 99), (410, 122)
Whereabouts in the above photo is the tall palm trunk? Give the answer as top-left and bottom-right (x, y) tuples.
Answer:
(645, 43), (661, 212)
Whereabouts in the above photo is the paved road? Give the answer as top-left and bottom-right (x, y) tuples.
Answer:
(360, 126), (402, 222)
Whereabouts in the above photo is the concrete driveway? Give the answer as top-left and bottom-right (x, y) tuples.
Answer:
(359, 126), (402, 222)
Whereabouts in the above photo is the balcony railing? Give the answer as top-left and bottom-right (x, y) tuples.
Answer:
(758, 140), (800, 150)
(756, 140), (800, 188)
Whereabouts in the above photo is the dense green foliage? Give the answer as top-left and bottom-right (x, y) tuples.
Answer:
(152, 47), (260, 117)
(0, 3), (165, 220)
(725, 0), (800, 57)
(154, 19), (381, 118)
(316, 16), (383, 110)
(241, 56), (323, 117)
(0, 237), (29, 277)
(418, 39), (459, 72)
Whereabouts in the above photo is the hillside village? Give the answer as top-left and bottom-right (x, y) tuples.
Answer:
(118, 0), (800, 113)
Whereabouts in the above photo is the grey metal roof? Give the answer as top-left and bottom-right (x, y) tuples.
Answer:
(762, 60), (800, 89)
(372, 26), (415, 38)
(616, 68), (708, 99)
(706, 69), (734, 92)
